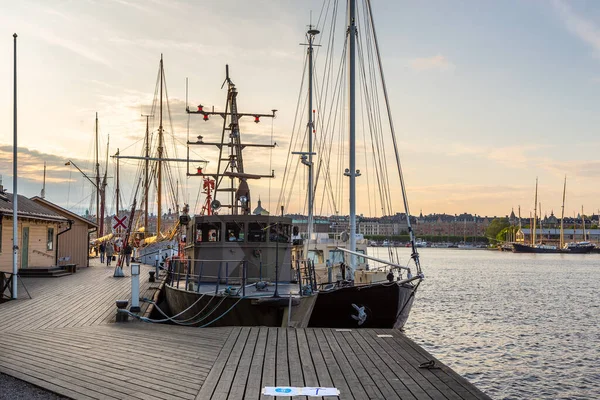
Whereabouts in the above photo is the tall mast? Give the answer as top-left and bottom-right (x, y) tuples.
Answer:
(99, 135), (109, 237)
(95, 112), (100, 235)
(142, 114), (151, 235)
(560, 176), (566, 248)
(115, 148), (120, 234)
(157, 54), (164, 236)
(347, 0), (357, 278)
(532, 177), (538, 246)
(582, 205), (586, 241)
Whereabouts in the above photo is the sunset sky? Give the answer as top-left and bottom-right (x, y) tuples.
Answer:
(1, 0), (600, 220)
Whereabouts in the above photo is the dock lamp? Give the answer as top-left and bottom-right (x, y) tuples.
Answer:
(130, 263), (141, 312)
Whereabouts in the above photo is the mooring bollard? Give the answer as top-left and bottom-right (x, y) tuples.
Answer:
(149, 270), (156, 282)
(116, 300), (129, 322)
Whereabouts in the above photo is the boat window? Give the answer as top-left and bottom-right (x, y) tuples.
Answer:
(356, 249), (366, 264)
(307, 249), (324, 264)
(226, 222), (245, 242)
(197, 222), (221, 242)
(248, 222), (267, 242)
(270, 223), (290, 243)
(329, 249), (345, 264)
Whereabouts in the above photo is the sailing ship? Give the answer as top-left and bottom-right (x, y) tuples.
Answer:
(161, 66), (318, 328)
(285, 1), (424, 329)
(513, 177), (595, 254)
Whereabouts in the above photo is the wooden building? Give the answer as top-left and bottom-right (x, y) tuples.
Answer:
(31, 196), (97, 269)
(0, 191), (67, 272)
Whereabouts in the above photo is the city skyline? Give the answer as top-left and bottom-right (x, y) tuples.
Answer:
(2, 1), (600, 218)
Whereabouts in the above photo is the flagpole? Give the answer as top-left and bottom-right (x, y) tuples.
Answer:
(12, 33), (19, 299)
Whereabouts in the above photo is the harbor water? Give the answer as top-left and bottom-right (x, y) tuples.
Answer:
(369, 247), (600, 400)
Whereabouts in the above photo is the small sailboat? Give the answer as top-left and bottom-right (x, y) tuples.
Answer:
(285, 1), (424, 329)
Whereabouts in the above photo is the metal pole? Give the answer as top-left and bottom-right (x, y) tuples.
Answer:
(348, 0), (357, 280)
(306, 26), (319, 265)
(12, 33), (18, 299)
(274, 223), (280, 298)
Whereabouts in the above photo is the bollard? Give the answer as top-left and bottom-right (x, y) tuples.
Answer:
(130, 264), (141, 312)
(116, 300), (129, 322)
(149, 270), (156, 282)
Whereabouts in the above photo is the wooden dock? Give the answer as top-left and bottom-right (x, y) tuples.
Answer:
(0, 259), (491, 400)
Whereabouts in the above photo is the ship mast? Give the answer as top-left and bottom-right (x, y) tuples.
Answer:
(294, 25), (319, 259)
(532, 177), (538, 246)
(95, 112), (101, 235)
(347, 0), (358, 278)
(560, 176), (566, 248)
(157, 54), (164, 236)
(187, 65), (276, 215)
(142, 114), (151, 236)
(115, 148), (120, 234)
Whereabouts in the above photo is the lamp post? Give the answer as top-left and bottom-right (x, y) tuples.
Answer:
(273, 222), (280, 298)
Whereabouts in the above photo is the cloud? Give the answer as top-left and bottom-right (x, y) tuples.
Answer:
(409, 55), (455, 72)
(553, 0), (600, 57)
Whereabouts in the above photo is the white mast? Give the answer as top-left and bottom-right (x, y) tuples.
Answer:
(346, 0), (358, 279)
(12, 33), (18, 299)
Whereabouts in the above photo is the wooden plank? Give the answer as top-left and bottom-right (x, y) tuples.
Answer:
(196, 327), (242, 400)
(227, 326), (259, 400)
(0, 364), (99, 400)
(0, 331), (201, 397)
(276, 327), (291, 400)
(388, 331), (490, 400)
(286, 328), (307, 400)
(303, 329), (339, 400)
(358, 329), (446, 400)
(347, 329), (417, 399)
(244, 326), (268, 400)
(339, 330), (401, 400)
(321, 329), (371, 400)
(211, 327), (251, 400)
(259, 326), (278, 400)
(353, 329), (431, 399)
(313, 329), (354, 400)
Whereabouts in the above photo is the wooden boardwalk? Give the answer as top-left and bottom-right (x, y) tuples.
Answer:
(0, 259), (491, 400)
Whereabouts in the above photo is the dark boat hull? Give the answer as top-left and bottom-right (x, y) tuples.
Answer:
(512, 243), (562, 253)
(512, 243), (595, 254)
(308, 281), (417, 329)
(565, 245), (595, 254)
(165, 285), (317, 328)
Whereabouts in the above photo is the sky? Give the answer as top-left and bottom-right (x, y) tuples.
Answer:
(1, 0), (600, 220)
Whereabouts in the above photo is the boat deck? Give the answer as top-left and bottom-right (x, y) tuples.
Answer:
(0, 258), (491, 399)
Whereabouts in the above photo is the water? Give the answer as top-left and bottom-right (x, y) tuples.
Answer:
(369, 247), (600, 400)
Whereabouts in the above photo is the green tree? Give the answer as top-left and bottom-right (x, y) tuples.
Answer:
(485, 218), (510, 242)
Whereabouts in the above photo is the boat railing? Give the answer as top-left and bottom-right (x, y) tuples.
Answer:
(167, 258), (248, 297)
(293, 259), (317, 294)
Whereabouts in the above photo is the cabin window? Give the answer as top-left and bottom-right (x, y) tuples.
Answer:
(307, 249), (324, 264)
(329, 250), (345, 264)
(355, 249), (366, 264)
(197, 222), (221, 243)
(269, 223), (290, 243)
(248, 222), (267, 242)
(47, 227), (54, 251)
(226, 222), (245, 242)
